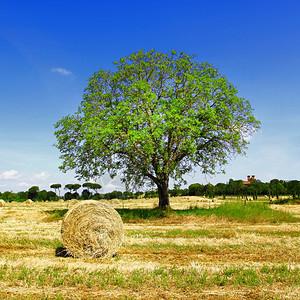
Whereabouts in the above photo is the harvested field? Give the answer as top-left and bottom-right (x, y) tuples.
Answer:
(0, 197), (299, 299)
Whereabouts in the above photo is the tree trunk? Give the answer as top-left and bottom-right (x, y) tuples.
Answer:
(157, 179), (170, 209)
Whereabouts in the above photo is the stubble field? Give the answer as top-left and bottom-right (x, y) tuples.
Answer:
(0, 197), (299, 299)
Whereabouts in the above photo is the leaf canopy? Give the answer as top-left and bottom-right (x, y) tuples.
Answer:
(54, 49), (260, 190)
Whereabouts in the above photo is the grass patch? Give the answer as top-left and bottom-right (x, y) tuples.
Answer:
(272, 198), (300, 205)
(0, 236), (62, 251)
(175, 201), (299, 223)
(44, 201), (298, 223)
(127, 228), (236, 239)
(116, 208), (168, 222)
(237, 229), (300, 238)
(0, 264), (298, 290)
(44, 209), (68, 222)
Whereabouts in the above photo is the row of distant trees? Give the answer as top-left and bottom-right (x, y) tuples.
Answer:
(185, 179), (300, 201)
(0, 179), (299, 202)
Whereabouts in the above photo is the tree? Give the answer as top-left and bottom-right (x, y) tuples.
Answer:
(82, 182), (93, 193)
(64, 192), (72, 200)
(17, 191), (28, 201)
(81, 189), (91, 199)
(248, 179), (262, 200)
(64, 184), (81, 199)
(169, 184), (182, 197)
(38, 189), (48, 201)
(134, 191), (144, 199)
(205, 183), (215, 198)
(215, 183), (227, 199)
(47, 191), (56, 201)
(188, 183), (204, 196)
(228, 179), (244, 198)
(50, 184), (62, 199)
(270, 179), (285, 200)
(123, 191), (134, 199)
(89, 183), (101, 194)
(286, 180), (300, 200)
(28, 186), (39, 201)
(2, 191), (15, 202)
(54, 49), (260, 209)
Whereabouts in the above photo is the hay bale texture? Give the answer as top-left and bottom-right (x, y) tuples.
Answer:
(0, 199), (6, 207)
(25, 199), (33, 204)
(61, 200), (124, 258)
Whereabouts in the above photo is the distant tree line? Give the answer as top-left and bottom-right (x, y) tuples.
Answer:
(0, 179), (299, 202)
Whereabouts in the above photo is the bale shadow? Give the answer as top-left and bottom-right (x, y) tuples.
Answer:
(55, 246), (73, 258)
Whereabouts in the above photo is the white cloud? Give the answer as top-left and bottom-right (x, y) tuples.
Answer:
(17, 182), (31, 188)
(32, 172), (50, 181)
(0, 170), (21, 180)
(51, 67), (73, 76)
(105, 183), (118, 189)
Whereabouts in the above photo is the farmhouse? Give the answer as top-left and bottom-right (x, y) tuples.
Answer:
(243, 175), (256, 187)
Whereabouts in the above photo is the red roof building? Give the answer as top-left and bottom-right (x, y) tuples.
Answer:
(243, 175), (256, 187)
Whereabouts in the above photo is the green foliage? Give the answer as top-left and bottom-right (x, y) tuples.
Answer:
(104, 190), (123, 200)
(28, 186), (39, 201)
(1, 191), (15, 201)
(134, 191), (144, 199)
(123, 191), (134, 199)
(286, 180), (300, 200)
(37, 190), (48, 201)
(64, 192), (72, 200)
(144, 190), (158, 198)
(47, 191), (56, 201)
(50, 184), (61, 190)
(270, 179), (286, 200)
(54, 49), (260, 208)
(50, 184), (61, 199)
(188, 183), (204, 196)
(81, 189), (91, 199)
(17, 191), (28, 201)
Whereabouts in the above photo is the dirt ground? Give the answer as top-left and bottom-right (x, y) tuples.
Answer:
(0, 197), (299, 299)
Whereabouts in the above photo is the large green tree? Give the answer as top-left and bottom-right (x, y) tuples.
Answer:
(54, 49), (260, 209)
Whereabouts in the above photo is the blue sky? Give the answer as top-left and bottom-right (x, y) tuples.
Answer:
(0, 0), (299, 193)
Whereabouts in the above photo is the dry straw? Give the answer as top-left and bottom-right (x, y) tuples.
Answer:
(25, 199), (33, 204)
(61, 200), (124, 258)
(0, 199), (5, 207)
(66, 199), (79, 205)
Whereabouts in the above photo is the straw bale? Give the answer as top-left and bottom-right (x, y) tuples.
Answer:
(58, 199), (65, 203)
(108, 199), (121, 205)
(25, 199), (33, 204)
(61, 200), (124, 258)
(69, 199), (79, 205)
(0, 199), (6, 207)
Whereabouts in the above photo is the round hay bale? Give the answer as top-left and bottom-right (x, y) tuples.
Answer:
(69, 199), (79, 205)
(0, 199), (6, 207)
(109, 198), (121, 205)
(61, 200), (124, 258)
(25, 199), (33, 204)
(58, 199), (65, 203)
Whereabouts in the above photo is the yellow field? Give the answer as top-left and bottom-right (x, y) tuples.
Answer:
(0, 197), (299, 299)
